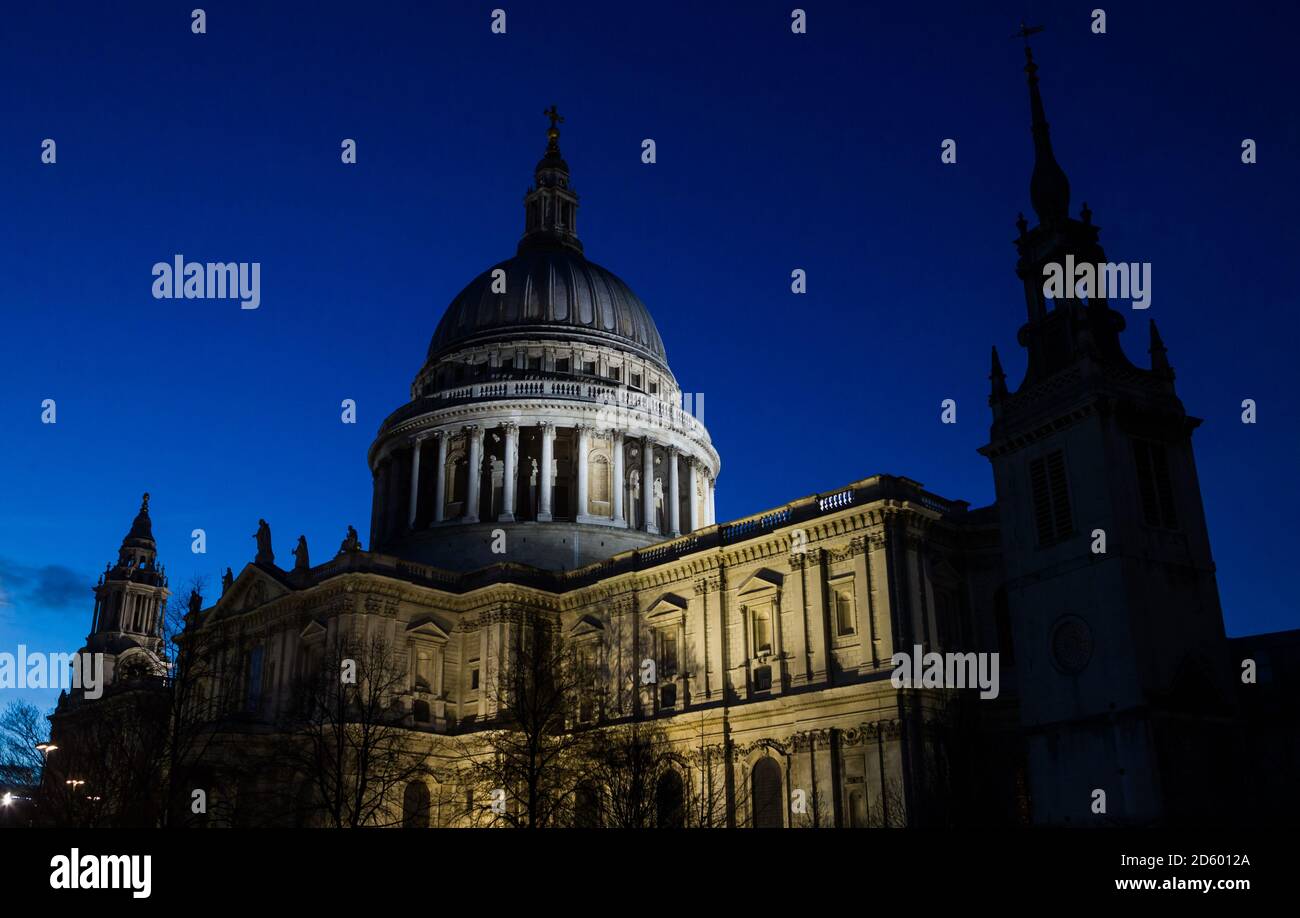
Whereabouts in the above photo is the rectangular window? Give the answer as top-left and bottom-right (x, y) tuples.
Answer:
(527, 356), (542, 371)
(630, 372), (642, 390)
(556, 357), (571, 373)
(582, 360), (596, 375)
(577, 644), (598, 723)
(1029, 450), (1073, 545)
(1133, 439), (1179, 528)
(751, 605), (772, 656)
(658, 630), (678, 677)
(608, 366), (621, 382)
(414, 647), (433, 691)
(648, 381), (659, 395)
(470, 666), (480, 691)
(500, 358), (514, 371)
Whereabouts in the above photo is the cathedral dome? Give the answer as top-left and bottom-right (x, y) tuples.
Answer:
(426, 249), (668, 370)
(368, 109), (720, 573)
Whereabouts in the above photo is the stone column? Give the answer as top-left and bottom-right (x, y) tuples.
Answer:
(575, 425), (591, 521)
(464, 425), (482, 523)
(667, 447), (681, 535)
(433, 431), (447, 524)
(407, 436), (423, 529)
(538, 422), (555, 522)
(500, 422), (518, 522)
(805, 548), (829, 683)
(611, 430), (625, 526)
(643, 437), (657, 534)
(707, 475), (717, 525)
(786, 551), (811, 685)
(688, 459), (700, 532)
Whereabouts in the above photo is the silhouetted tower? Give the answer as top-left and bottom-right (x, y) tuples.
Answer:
(85, 493), (170, 688)
(979, 33), (1232, 826)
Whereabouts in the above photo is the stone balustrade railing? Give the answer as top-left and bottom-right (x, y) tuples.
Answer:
(385, 378), (709, 440)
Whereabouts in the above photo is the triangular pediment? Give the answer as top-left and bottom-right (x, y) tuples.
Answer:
(299, 619), (327, 640)
(405, 616), (451, 643)
(736, 569), (783, 596)
(569, 614), (605, 638)
(217, 564), (292, 615)
(645, 592), (689, 619)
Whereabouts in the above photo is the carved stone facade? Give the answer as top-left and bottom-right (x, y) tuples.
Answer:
(180, 470), (1012, 827)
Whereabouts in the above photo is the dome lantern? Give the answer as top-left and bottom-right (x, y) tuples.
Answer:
(519, 105), (583, 255)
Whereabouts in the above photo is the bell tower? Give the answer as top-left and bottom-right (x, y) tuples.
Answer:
(83, 493), (171, 689)
(979, 32), (1233, 825)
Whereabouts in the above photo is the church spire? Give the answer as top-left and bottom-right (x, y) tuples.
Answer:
(1148, 319), (1173, 376)
(989, 345), (1008, 400)
(1014, 23), (1071, 225)
(519, 105), (583, 255)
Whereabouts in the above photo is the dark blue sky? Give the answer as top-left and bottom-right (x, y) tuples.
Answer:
(2, 1), (1297, 712)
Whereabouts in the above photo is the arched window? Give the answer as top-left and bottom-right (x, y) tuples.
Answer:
(574, 781), (601, 828)
(403, 781), (431, 828)
(655, 770), (685, 828)
(751, 756), (783, 828)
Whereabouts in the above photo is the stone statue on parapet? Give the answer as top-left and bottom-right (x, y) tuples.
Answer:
(293, 535), (310, 571)
(254, 519), (274, 564)
(339, 525), (361, 554)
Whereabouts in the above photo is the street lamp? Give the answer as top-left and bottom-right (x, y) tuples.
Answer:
(35, 743), (58, 756)
(65, 779), (85, 790)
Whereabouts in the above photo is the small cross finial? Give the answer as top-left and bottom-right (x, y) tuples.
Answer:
(544, 105), (563, 131)
(141, 492), (150, 508)
(1012, 21), (1044, 45)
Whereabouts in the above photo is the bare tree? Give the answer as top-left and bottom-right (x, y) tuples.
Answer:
(38, 688), (170, 827)
(454, 620), (594, 828)
(268, 630), (432, 828)
(0, 699), (49, 787)
(576, 717), (689, 827)
(158, 575), (252, 827)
